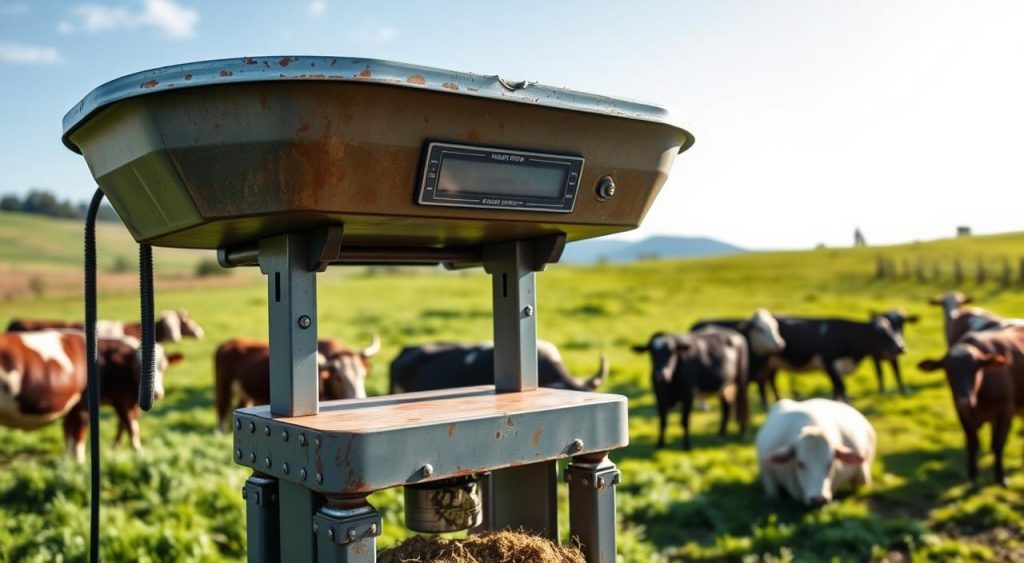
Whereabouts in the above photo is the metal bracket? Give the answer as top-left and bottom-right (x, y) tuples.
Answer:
(244, 473), (280, 563)
(314, 502), (382, 562)
(307, 224), (344, 272)
(566, 454), (620, 563)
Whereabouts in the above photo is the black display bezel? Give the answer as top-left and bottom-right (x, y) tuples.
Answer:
(417, 142), (584, 213)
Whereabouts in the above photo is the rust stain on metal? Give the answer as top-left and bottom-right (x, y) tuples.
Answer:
(279, 57), (293, 67)
(531, 428), (543, 445)
(243, 57), (257, 65)
(467, 129), (481, 142)
(406, 74), (426, 85)
(357, 65), (372, 79)
(495, 431), (501, 439)
(441, 81), (460, 91)
(447, 423), (456, 437)
(183, 73), (193, 80)
(219, 70), (233, 77)
(505, 416), (514, 429)
(258, 94), (267, 108)
(140, 79), (159, 89)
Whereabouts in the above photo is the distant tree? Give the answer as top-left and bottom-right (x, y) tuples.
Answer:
(0, 194), (20, 211)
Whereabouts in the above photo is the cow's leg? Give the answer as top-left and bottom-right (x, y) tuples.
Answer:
(767, 369), (781, 402)
(871, 355), (886, 393)
(215, 375), (233, 433)
(717, 388), (731, 438)
(655, 397), (669, 449)
(680, 393), (694, 450)
(62, 402), (88, 463)
(824, 363), (848, 402)
(991, 413), (1010, 487)
(891, 359), (908, 395)
(964, 423), (980, 486)
(760, 468), (780, 499)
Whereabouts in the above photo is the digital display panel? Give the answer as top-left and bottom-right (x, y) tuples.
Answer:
(437, 156), (568, 199)
(418, 142), (584, 213)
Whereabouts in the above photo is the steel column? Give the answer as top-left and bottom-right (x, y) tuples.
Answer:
(490, 461), (559, 540)
(483, 241), (538, 392)
(314, 501), (382, 563)
(258, 232), (319, 417)
(566, 454), (621, 563)
(244, 473), (280, 563)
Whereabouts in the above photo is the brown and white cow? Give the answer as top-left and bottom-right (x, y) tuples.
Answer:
(928, 292), (1009, 348)
(918, 326), (1024, 486)
(62, 336), (183, 461)
(0, 330), (86, 431)
(7, 310), (204, 343)
(213, 336), (381, 431)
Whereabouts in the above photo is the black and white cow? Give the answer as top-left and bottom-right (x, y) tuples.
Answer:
(389, 340), (607, 394)
(692, 308), (786, 409)
(632, 326), (749, 450)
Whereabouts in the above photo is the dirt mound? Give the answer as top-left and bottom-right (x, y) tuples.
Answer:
(377, 531), (585, 563)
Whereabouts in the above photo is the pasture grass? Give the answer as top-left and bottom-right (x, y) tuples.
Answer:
(2, 231), (1024, 561)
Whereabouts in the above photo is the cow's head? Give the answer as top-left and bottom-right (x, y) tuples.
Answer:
(176, 310), (204, 340)
(764, 425), (866, 507)
(318, 335), (381, 400)
(918, 344), (1006, 411)
(537, 340), (608, 391)
(632, 332), (691, 385)
(872, 309), (919, 340)
(868, 315), (905, 358)
(928, 291), (973, 312)
(741, 308), (785, 356)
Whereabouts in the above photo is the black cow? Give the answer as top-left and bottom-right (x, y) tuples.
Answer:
(870, 310), (918, 394)
(632, 327), (749, 450)
(389, 340), (607, 393)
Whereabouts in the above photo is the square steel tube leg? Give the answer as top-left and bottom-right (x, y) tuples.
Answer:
(489, 461), (559, 540)
(314, 503), (382, 563)
(278, 480), (323, 562)
(258, 232), (319, 417)
(566, 455), (621, 563)
(244, 473), (280, 563)
(483, 241), (538, 392)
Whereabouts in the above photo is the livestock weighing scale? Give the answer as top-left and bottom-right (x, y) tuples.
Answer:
(63, 56), (694, 562)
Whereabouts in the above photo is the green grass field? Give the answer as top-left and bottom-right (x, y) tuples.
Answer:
(2, 232), (1024, 562)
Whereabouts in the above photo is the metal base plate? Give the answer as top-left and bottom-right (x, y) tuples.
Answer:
(233, 386), (628, 495)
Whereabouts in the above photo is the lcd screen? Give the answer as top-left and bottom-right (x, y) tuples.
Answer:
(437, 156), (568, 199)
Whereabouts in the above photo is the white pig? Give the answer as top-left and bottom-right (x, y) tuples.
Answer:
(756, 398), (876, 506)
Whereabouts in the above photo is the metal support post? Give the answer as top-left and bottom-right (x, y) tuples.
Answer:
(258, 232), (320, 417)
(314, 499), (382, 563)
(566, 453), (621, 563)
(483, 241), (539, 392)
(244, 473), (280, 563)
(489, 461), (559, 540)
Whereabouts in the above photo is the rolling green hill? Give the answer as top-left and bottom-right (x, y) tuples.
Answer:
(0, 230), (1023, 561)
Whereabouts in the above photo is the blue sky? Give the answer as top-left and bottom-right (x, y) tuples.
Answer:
(2, 1), (1022, 249)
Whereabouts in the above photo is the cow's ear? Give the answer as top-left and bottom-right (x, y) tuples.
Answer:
(905, 314), (920, 323)
(631, 344), (649, 354)
(764, 445), (795, 464)
(835, 446), (865, 465)
(167, 352), (185, 365)
(917, 358), (944, 372)
(981, 354), (1008, 368)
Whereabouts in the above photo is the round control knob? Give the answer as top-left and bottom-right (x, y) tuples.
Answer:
(596, 176), (616, 201)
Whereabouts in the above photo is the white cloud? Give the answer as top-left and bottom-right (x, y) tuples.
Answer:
(58, 0), (198, 39)
(347, 23), (397, 44)
(309, 0), (326, 16)
(0, 42), (63, 64)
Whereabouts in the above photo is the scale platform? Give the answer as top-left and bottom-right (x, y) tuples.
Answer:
(232, 385), (627, 494)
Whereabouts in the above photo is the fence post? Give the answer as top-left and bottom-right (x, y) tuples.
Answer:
(976, 257), (986, 285)
(954, 258), (964, 286)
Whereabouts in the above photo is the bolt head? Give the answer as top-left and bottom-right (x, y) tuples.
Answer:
(282, 463), (290, 475)
(249, 451), (256, 463)
(281, 430), (289, 441)
(298, 315), (312, 329)
(314, 436), (321, 449)
(328, 528), (335, 541)
(369, 523), (378, 537)
(234, 418), (241, 431)
(235, 448), (242, 460)
(242, 488), (248, 500)
(523, 305), (534, 317)
(570, 438), (584, 453)
(299, 468), (308, 481)
(313, 522), (319, 534)
(316, 472), (323, 484)
(598, 477), (606, 488)
(596, 176), (616, 200)
(264, 457), (272, 468)
(264, 425), (271, 436)
(347, 529), (357, 542)
(248, 421), (256, 433)
(298, 433), (306, 446)
(421, 464), (434, 478)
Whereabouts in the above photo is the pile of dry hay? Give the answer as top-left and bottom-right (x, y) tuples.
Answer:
(377, 531), (585, 563)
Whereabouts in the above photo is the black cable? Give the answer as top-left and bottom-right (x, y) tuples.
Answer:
(84, 188), (103, 563)
(138, 244), (155, 411)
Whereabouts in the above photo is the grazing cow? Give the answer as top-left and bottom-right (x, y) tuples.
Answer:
(868, 309), (918, 395)
(756, 398), (876, 507)
(214, 336), (381, 431)
(0, 331), (86, 431)
(928, 292), (1006, 347)
(917, 326), (1024, 486)
(6, 310), (204, 343)
(632, 327), (749, 450)
(692, 308), (787, 409)
(761, 315), (904, 401)
(388, 340), (607, 394)
(62, 336), (184, 461)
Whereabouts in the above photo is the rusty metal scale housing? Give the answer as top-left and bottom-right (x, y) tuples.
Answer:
(63, 56), (694, 563)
